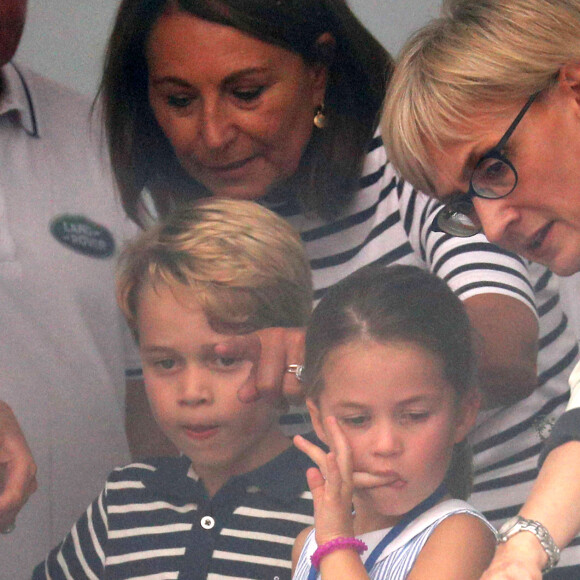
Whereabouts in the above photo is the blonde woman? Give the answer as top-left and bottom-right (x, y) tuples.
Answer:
(382, 1), (580, 578)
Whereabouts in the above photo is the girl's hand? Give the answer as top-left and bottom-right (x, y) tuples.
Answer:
(214, 327), (305, 404)
(294, 417), (355, 545)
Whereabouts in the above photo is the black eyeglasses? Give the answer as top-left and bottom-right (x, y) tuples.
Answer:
(436, 91), (540, 237)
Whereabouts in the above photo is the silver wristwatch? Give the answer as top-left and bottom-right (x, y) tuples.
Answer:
(497, 515), (560, 573)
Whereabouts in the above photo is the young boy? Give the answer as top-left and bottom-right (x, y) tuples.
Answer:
(33, 199), (315, 580)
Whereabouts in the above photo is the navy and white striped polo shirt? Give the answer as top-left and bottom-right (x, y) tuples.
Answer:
(33, 447), (314, 579)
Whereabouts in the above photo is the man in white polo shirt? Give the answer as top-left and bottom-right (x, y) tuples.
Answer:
(0, 0), (143, 575)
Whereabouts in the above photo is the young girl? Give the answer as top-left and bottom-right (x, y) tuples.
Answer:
(292, 264), (497, 579)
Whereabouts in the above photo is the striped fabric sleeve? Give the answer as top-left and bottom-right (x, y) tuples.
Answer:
(538, 408), (580, 466)
(32, 489), (108, 579)
(395, 176), (536, 314)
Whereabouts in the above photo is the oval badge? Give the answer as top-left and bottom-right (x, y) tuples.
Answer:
(50, 214), (115, 259)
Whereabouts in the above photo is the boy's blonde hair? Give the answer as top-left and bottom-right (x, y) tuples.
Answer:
(117, 199), (312, 335)
(381, 0), (580, 195)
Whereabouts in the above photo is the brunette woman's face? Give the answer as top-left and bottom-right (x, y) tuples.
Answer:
(146, 11), (328, 200)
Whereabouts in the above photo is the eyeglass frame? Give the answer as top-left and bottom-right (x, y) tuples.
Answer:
(435, 91), (541, 237)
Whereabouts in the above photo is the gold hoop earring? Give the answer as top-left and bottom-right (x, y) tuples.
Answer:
(313, 104), (327, 129)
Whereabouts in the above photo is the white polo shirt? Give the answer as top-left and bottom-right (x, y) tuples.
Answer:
(0, 63), (140, 576)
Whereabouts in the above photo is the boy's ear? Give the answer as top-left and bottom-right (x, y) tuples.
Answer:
(306, 398), (328, 445)
(453, 388), (481, 444)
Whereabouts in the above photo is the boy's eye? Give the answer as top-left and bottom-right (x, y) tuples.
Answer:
(400, 411), (430, 424)
(232, 86), (265, 102)
(340, 415), (369, 427)
(212, 356), (245, 371)
(154, 358), (177, 371)
(217, 356), (238, 367)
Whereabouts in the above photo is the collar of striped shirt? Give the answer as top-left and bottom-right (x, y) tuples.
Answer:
(142, 438), (316, 502)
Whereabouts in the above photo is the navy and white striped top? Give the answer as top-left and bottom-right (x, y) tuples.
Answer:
(269, 134), (580, 567)
(293, 499), (496, 579)
(33, 448), (314, 580)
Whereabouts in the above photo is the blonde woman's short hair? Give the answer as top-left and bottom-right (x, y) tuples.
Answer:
(382, 0), (580, 195)
(117, 199), (312, 336)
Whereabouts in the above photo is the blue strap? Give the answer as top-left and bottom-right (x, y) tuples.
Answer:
(307, 482), (447, 579)
(363, 482), (447, 570)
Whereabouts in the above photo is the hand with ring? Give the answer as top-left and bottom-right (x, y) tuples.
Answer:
(286, 364), (304, 382)
(213, 327), (306, 404)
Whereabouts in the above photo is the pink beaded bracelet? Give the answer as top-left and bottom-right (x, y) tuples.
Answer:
(310, 537), (368, 570)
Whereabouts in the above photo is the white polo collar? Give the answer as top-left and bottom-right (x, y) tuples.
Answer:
(0, 62), (39, 137)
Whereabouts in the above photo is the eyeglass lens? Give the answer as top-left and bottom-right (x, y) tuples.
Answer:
(436, 201), (482, 237)
(437, 91), (540, 237)
(471, 155), (517, 199)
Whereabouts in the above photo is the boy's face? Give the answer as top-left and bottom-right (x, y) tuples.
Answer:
(136, 281), (289, 494)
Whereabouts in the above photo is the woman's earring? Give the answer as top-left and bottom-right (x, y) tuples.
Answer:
(313, 104), (327, 129)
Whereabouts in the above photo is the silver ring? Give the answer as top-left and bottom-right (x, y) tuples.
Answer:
(0, 523), (15, 535)
(286, 364), (304, 382)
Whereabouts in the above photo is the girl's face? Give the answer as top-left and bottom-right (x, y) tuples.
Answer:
(308, 339), (478, 530)
(146, 11), (328, 201)
(428, 68), (580, 276)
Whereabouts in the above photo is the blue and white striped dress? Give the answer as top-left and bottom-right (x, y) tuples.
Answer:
(292, 500), (496, 580)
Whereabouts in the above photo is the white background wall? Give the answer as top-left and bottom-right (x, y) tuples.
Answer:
(13, 0), (580, 337)
(15, 0), (441, 96)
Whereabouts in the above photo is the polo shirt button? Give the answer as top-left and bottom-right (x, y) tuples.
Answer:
(201, 515), (215, 530)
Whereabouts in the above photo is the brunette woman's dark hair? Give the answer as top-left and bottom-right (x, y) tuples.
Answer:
(100, 0), (392, 226)
(303, 264), (477, 500)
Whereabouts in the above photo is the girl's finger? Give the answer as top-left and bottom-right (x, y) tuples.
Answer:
(324, 417), (353, 485)
(293, 435), (328, 478)
(353, 471), (394, 488)
(324, 450), (346, 499)
(305, 466), (326, 495)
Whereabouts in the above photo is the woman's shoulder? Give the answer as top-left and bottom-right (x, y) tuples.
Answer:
(358, 129), (431, 216)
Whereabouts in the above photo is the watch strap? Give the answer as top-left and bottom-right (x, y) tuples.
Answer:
(498, 516), (560, 573)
